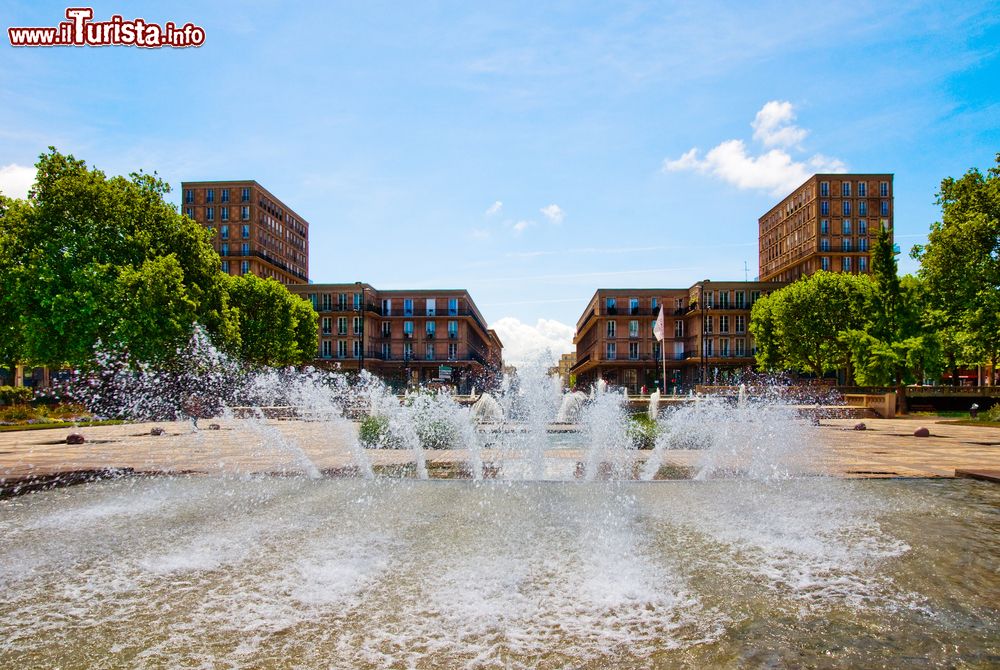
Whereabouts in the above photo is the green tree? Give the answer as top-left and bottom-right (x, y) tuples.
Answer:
(225, 273), (318, 367)
(841, 227), (941, 411)
(912, 154), (1000, 384)
(750, 271), (874, 379)
(0, 149), (239, 367)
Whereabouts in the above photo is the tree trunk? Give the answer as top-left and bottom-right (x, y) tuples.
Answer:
(950, 355), (959, 387)
(895, 368), (907, 415)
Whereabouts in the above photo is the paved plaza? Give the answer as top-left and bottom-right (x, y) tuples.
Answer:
(2, 415), (999, 492)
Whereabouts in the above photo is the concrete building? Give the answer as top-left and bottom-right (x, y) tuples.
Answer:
(181, 180), (310, 284)
(551, 352), (577, 389)
(286, 283), (503, 392)
(759, 174), (893, 283)
(570, 282), (783, 393)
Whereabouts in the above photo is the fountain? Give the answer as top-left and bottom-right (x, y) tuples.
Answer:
(0, 338), (997, 668)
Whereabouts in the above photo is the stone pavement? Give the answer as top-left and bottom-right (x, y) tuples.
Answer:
(1, 416), (999, 489)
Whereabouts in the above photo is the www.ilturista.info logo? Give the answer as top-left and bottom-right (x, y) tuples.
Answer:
(8, 7), (205, 48)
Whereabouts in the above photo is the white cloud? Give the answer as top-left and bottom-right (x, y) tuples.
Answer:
(751, 100), (807, 148)
(0, 163), (35, 199)
(663, 101), (847, 196)
(512, 219), (534, 234)
(490, 316), (575, 367)
(539, 203), (565, 224)
(485, 200), (503, 216)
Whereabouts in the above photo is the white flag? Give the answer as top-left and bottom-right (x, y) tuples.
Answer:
(653, 305), (665, 342)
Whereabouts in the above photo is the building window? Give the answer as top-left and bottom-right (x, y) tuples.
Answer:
(859, 257), (868, 272)
(820, 181), (829, 197)
(185, 207), (193, 218)
(353, 340), (362, 359)
(426, 298), (436, 316)
(241, 206), (250, 220)
(449, 298), (458, 315)
(704, 315), (713, 334)
(842, 256), (852, 272)
(241, 187), (251, 202)
(321, 294), (332, 311)
(821, 201), (829, 216)
(206, 189), (214, 203)
(220, 224), (229, 240)
(675, 297), (685, 310)
(820, 219), (829, 235)
(674, 320), (683, 338)
(240, 260), (249, 274)
(719, 315), (729, 333)
(606, 342), (616, 360)
(881, 201), (889, 216)
(242, 225), (250, 238)
(842, 200), (851, 216)
(607, 321), (616, 338)
(719, 291), (729, 308)
(426, 321), (436, 337)
(382, 343), (391, 360)
(448, 343), (458, 360)
(322, 317), (332, 335)
(206, 207), (214, 221)
(353, 292), (362, 310)
(221, 260), (229, 273)
(704, 339), (714, 356)
(736, 315), (746, 333)
(736, 338), (746, 356)
(859, 238), (868, 251)
(605, 297), (617, 314)
(184, 189), (193, 204)
(857, 182), (867, 197)
(337, 317), (348, 335)
(841, 182), (851, 197)
(880, 181), (889, 197)
(448, 320), (458, 338)
(651, 297), (659, 312)
(858, 219), (867, 236)
(750, 290), (761, 305)
(629, 342), (639, 360)
(382, 299), (391, 315)
(735, 291), (746, 308)
(381, 321), (391, 337)
(426, 344), (435, 361)
(353, 316), (362, 336)
(629, 320), (639, 338)
(221, 189), (229, 203)
(704, 290), (714, 308)
(820, 238), (830, 251)
(629, 297), (639, 315)
(881, 219), (890, 231)
(241, 242), (249, 255)
(403, 342), (413, 360)
(843, 238), (852, 251)
(337, 341), (348, 359)
(842, 219), (852, 235)
(221, 207), (229, 221)
(221, 243), (229, 256)
(858, 200), (867, 216)
(403, 321), (413, 336)
(720, 339), (730, 357)
(321, 340), (332, 358)
(401, 298), (413, 316)
(653, 342), (662, 360)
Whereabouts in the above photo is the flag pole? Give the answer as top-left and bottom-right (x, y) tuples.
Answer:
(654, 305), (667, 394)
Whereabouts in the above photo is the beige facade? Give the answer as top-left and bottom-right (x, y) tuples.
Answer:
(571, 282), (783, 393)
(181, 180), (310, 284)
(286, 283), (502, 392)
(759, 174), (893, 283)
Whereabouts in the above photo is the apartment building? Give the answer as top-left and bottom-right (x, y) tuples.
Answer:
(570, 282), (783, 393)
(286, 283), (503, 392)
(759, 174), (893, 283)
(181, 180), (310, 284)
(550, 352), (577, 389)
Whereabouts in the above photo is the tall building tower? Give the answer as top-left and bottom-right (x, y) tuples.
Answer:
(758, 174), (893, 283)
(180, 180), (310, 284)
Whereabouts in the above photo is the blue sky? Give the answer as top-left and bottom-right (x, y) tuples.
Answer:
(2, 1), (998, 362)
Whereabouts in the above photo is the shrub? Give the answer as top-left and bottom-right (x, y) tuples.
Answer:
(0, 386), (33, 406)
(983, 403), (1000, 423)
(358, 414), (402, 448)
(627, 413), (659, 450)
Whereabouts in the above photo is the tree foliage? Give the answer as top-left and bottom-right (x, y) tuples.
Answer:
(912, 153), (1000, 382)
(225, 273), (318, 367)
(750, 271), (874, 378)
(0, 148), (317, 371)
